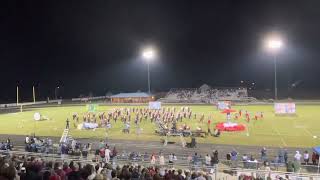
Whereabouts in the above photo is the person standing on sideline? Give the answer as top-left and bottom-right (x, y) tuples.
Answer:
(312, 152), (317, 165)
(261, 147), (267, 161)
(284, 150), (288, 164)
(150, 153), (156, 165)
(303, 151), (309, 165)
(105, 146), (111, 163)
(66, 118), (70, 129)
(294, 151), (302, 163)
(25, 136), (30, 144)
(168, 153), (173, 165)
(159, 153), (165, 166)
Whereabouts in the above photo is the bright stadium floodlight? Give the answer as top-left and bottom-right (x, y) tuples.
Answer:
(142, 47), (157, 61)
(265, 34), (284, 100)
(267, 39), (283, 51)
(141, 46), (157, 94)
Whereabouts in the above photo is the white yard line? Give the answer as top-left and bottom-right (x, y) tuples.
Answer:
(271, 125), (287, 147)
(303, 127), (313, 137)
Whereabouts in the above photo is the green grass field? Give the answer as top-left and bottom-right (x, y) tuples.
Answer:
(0, 104), (319, 148)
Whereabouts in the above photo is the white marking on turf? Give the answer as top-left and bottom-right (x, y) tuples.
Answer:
(246, 125), (250, 136)
(271, 125), (287, 147)
(303, 127), (313, 137)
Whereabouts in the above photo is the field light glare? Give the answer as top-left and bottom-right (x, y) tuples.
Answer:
(267, 39), (283, 49)
(265, 35), (283, 52)
(142, 47), (156, 61)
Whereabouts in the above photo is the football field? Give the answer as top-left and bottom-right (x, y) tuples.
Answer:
(0, 104), (319, 148)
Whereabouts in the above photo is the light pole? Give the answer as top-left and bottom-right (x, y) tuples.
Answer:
(266, 37), (283, 100)
(273, 54), (278, 100)
(141, 47), (156, 94)
(55, 86), (60, 100)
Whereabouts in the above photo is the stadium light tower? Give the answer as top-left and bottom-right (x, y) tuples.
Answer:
(141, 46), (157, 94)
(265, 35), (283, 100)
(55, 86), (60, 100)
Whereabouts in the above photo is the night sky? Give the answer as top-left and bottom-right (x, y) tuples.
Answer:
(1, 0), (320, 102)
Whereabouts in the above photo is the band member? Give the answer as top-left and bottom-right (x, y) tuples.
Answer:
(72, 113), (78, 120)
(246, 115), (250, 123)
(172, 121), (177, 132)
(200, 114), (204, 123)
(213, 129), (221, 137)
(245, 111), (249, 118)
(234, 113), (239, 120)
(134, 115), (138, 125)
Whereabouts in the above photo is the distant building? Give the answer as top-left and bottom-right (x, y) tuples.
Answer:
(110, 92), (154, 103)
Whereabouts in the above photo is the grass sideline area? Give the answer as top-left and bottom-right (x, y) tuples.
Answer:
(0, 104), (319, 148)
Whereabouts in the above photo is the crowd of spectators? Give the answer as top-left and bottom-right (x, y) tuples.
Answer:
(1, 137), (319, 179)
(0, 138), (12, 151)
(25, 136), (52, 153)
(0, 146), (318, 180)
(22, 137), (320, 173)
(0, 153), (217, 180)
(25, 136), (92, 158)
(58, 139), (91, 158)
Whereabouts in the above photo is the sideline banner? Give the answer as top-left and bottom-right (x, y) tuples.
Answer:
(217, 101), (231, 110)
(274, 103), (296, 114)
(87, 104), (98, 112)
(149, 101), (161, 110)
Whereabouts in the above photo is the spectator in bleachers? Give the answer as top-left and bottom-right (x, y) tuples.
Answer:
(211, 150), (219, 165)
(104, 146), (111, 163)
(159, 154), (165, 166)
(150, 153), (156, 165)
(205, 154), (211, 166)
(52, 162), (66, 180)
(111, 169), (119, 180)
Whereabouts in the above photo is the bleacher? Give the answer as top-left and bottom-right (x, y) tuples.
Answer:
(160, 84), (254, 103)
